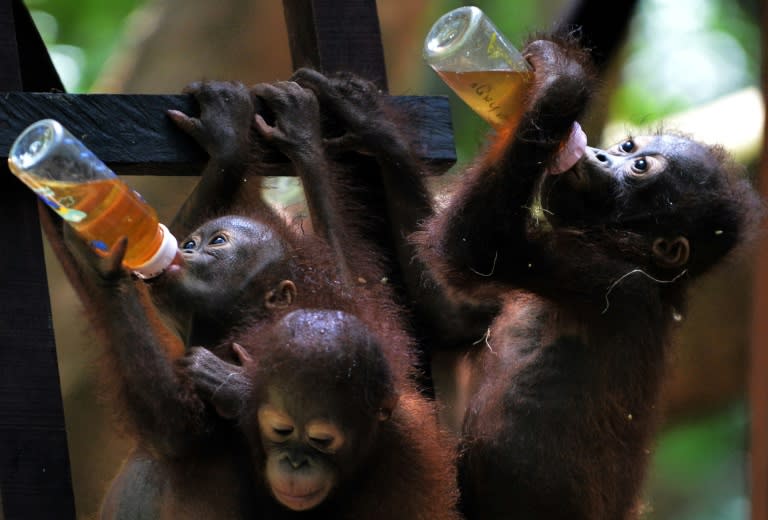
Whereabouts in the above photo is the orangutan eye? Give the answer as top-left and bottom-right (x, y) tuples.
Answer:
(306, 421), (345, 453)
(309, 435), (333, 448)
(631, 158), (648, 173)
(209, 234), (227, 245)
(272, 425), (294, 437)
(259, 406), (296, 443)
(627, 156), (665, 178)
(181, 239), (196, 250)
(619, 139), (635, 153)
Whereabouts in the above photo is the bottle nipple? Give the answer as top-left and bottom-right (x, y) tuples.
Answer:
(132, 224), (179, 279)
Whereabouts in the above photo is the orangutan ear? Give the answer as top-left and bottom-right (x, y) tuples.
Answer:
(265, 280), (297, 310)
(232, 343), (254, 366)
(652, 237), (690, 268)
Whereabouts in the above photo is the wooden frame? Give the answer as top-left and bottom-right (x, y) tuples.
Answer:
(0, 1), (75, 518)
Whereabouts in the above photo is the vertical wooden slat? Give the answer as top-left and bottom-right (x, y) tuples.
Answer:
(279, 0), (401, 290)
(282, 0), (389, 91)
(13, 0), (63, 92)
(0, 1), (75, 519)
(0, 0), (21, 91)
(751, 2), (768, 519)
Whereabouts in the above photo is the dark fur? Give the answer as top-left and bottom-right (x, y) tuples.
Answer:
(414, 35), (762, 519)
(209, 309), (461, 520)
(47, 76), (459, 518)
(179, 74), (462, 518)
(43, 83), (303, 520)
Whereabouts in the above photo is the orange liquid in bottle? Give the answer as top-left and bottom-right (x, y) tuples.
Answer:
(435, 69), (532, 128)
(32, 177), (163, 269)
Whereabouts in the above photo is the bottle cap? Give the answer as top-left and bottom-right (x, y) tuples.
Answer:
(133, 223), (179, 279)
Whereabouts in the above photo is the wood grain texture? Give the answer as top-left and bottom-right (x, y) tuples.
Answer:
(0, 0), (21, 91)
(0, 2), (75, 519)
(283, 0), (388, 90)
(0, 168), (76, 520)
(0, 93), (455, 174)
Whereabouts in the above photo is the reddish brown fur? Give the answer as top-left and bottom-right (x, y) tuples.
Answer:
(414, 35), (762, 519)
(224, 309), (460, 519)
(39, 78), (455, 520)
(46, 76), (461, 519)
(182, 74), (462, 518)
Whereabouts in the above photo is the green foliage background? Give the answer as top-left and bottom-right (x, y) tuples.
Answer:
(25, 0), (139, 92)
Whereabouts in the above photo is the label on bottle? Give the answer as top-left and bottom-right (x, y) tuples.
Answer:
(436, 69), (533, 127)
(34, 185), (88, 223)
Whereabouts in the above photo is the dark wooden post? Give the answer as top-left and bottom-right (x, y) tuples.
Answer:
(283, 0), (389, 91)
(750, 4), (768, 519)
(280, 0), (456, 174)
(0, 1), (76, 519)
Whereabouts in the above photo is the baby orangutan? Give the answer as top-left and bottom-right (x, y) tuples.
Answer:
(415, 35), (763, 519)
(51, 72), (460, 519)
(184, 309), (459, 518)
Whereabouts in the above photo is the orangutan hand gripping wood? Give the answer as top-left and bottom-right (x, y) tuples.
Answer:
(414, 35), (763, 519)
(43, 81), (297, 351)
(52, 81), (304, 520)
(179, 75), (462, 519)
(54, 74), (459, 518)
(289, 69), (500, 401)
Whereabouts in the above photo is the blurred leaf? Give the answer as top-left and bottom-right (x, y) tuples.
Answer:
(24, 0), (146, 91)
(642, 403), (749, 519)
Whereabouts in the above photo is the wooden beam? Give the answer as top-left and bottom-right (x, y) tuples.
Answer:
(0, 1), (75, 519)
(0, 93), (455, 174)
